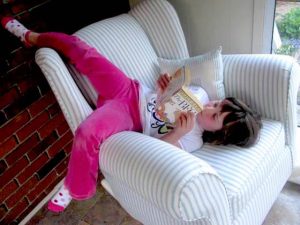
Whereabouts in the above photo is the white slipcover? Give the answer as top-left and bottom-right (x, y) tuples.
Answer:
(35, 0), (300, 224)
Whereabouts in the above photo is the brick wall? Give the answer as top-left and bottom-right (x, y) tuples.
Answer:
(0, 0), (129, 224)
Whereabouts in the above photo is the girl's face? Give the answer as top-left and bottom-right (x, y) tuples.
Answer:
(197, 100), (229, 131)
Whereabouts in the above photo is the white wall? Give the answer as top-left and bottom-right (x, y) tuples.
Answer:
(129, 0), (275, 55)
(167, 0), (275, 55)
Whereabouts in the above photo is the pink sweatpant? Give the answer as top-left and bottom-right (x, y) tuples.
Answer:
(36, 33), (142, 200)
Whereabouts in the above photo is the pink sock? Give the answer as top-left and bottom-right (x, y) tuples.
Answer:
(1, 17), (31, 47)
(48, 184), (72, 213)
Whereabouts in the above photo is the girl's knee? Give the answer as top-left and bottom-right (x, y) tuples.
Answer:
(74, 118), (112, 145)
(74, 121), (96, 141)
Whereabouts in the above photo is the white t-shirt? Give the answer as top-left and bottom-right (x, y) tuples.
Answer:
(139, 85), (210, 153)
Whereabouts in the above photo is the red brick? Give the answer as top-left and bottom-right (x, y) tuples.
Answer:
(8, 47), (33, 70)
(0, 204), (8, 222)
(11, 3), (27, 14)
(18, 192), (47, 223)
(28, 92), (56, 117)
(55, 158), (69, 175)
(0, 180), (19, 203)
(64, 141), (73, 155)
(5, 176), (38, 208)
(5, 134), (40, 166)
(27, 170), (57, 202)
(57, 122), (70, 136)
(0, 160), (7, 175)
(1, 198), (28, 225)
(27, 131), (58, 161)
(47, 103), (60, 117)
(0, 111), (30, 143)
(0, 87), (19, 109)
(45, 173), (64, 194)
(18, 80), (36, 95)
(0, 157), (28, 188)
(60, 169), (67, 178)
(16, 111), (49, 142)
(48, 130), (73, 157)
(38, 113), (66, 139)
(17, 153), (49, 184)
(0, 136), (18, 158)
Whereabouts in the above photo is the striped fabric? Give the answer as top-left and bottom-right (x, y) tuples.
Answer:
(103, 149), (291, 225)
(100, 131), (231, 224)
(193, 119), (286, 220)
(106, 174), (214, 225)
(34, 0), (299, 224)
(72, 14), (161, 106)
(232, 147), (292, 225)
(223, 54), (300, 155)
(35, 48), (93, 133)
(130, 0), (189, 59)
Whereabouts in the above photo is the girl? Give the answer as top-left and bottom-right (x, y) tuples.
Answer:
(1, 17), (262, 213)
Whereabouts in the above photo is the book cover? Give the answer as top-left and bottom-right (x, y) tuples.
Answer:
(156, 66), (203, 125)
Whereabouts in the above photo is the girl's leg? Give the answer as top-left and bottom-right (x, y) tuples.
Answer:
(2, 17), (137, 101)
(49, 100), (141, 212)
(35, 32), (137, 101)
(3, 17), (143, 211)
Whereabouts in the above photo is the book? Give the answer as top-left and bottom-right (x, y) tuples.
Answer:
(156, 66), (203, 125)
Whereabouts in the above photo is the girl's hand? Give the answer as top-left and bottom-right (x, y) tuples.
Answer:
(159, 112), (195, 148)
(157, 73), (171, 93)
(173, 112), (195, 138)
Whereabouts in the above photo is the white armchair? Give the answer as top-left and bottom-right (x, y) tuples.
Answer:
(35, 0), (300, 225)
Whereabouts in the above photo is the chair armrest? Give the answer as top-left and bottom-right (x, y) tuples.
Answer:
(35, 48), (93, 133)
(223, 54), (300, 152)
(100, 131), (231, 224)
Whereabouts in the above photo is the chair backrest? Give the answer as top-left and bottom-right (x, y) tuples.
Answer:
(69, 0), (189, 106)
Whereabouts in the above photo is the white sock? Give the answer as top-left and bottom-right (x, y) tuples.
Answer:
(4, 18), (29, 43)
(48, 184), (72, 212)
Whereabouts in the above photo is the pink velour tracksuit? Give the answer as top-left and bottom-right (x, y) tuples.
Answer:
(36, 32), (142, 200)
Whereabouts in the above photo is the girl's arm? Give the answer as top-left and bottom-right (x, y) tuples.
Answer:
(159, 112), (195, 148)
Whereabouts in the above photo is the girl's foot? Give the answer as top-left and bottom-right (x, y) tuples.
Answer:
(48, 184), (72, 213)
(1, 16), (32, 47)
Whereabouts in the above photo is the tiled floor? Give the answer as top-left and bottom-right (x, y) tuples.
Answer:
(27, 176), (142, 225)
(26, 178), (300, 225)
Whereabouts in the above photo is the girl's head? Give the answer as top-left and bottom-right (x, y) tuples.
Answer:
(197, 97), (262, 147)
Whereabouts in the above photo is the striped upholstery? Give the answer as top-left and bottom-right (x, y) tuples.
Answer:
(130, 0), (189, 59)
(100, 132), (231, 225)
(223, 54), (300, 160)
(34, 0), (299, 224)
(100, 125), (293, 225)
(35, 48), (93, 133)
(193, 119), (286, 220)
(72, 14), (160, 106)
(232, 146), (292, 225)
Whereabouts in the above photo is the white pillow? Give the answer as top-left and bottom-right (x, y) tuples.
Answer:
(157, 46), (225, 100)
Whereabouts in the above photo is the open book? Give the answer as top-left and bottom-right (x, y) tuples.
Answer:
(156, 66), (203, 125)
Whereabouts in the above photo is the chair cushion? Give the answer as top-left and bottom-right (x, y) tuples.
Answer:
(158, 47), (225, 100)
(130, 0), (189, 59)
(192, 119), (286, 219)
(71, 14), (160, 106)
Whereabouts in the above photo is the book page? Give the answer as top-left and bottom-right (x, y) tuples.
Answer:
(156, 87), (203, 125)
(156, 66), (191, 107)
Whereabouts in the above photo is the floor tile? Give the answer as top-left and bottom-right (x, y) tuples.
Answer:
(119, 215), (142, 225)
(27, 179), (300, 225)
(81, 194), (128, 225)
(77, 220), (90, 225)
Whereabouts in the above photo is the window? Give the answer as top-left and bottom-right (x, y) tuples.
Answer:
(273, 0), (300, 63)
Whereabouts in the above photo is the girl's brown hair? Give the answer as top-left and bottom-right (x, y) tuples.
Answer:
(203, 97), (262, 147)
